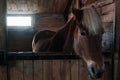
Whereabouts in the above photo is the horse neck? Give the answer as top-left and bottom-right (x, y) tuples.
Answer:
(60, 18), (76, 52)
(49, 17), (76, 52)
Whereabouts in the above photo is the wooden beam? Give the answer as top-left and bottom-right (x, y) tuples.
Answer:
(115, 0), (120, 80)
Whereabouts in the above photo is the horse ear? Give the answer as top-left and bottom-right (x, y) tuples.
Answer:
(72, 8), (78, 15)
(72, 8), (83, 16)
(72, 8), (83, 21)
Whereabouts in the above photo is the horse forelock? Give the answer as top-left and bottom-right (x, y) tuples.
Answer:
(82, 7), (103, 35)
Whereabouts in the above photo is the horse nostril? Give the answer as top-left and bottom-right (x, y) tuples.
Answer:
(88, 66), (103, 79)
(91, 67), (96, 74)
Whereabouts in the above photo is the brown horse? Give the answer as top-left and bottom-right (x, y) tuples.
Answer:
(32, 0), (104, 79)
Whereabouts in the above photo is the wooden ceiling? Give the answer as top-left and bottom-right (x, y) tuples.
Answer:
(7, 0), (99, 14)
(7, 0), (68, 14)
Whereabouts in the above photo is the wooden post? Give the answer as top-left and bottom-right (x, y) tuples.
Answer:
(0, 0), (6, 51)
(0, 0), (8, 80)
(116, 0), (120, 80)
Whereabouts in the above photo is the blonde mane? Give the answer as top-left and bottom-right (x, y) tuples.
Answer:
(82, 7), (103, 35)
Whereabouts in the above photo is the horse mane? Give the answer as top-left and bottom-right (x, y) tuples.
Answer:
(82, 7), (103, 35)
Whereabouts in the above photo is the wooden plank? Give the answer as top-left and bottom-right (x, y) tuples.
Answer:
(42, 60), (61, 80)
(96, 0), (114, 7)
(43, 60), (53, 80)
(23, 60), (34, 80)
(116, 0), (120, 53)
(10, 61), (24, 80)
(52, 60), (61, 80)
(114, 56), (118, 80)
(101, 3), (115, 14)
(0, 66), (7, 80)
(16, 61), (24, 80)
(60, 60), (70, 80)
(116, 0), (120, 80)
(9, 61), (21, 80)
(7, 0), (67, 14)
(71, 60), (79, 80)
(102, 11), (114, 22)
(35, 14), (65, 32)
(34, 60), (43, 80)
(103, 22), (113, 32)
(103, 61), (112, 80)
(9, 61), (24, 80)
(79, 60), (90, 80)
(117, 40), (120, 80)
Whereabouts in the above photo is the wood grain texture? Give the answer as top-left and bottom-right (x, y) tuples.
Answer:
(0, 66), (7, 80)
(34, 60), (43, 80)
(52, 60), (61, 80)
(7, 0), (68, 14)
(102, 11), (114, 22)
(71, 60), (79, 80)
(35, 14), (65, 32)
(23, 60), (34, 80)
(101, 3), (115, 14)
(9, 61), (24, 80)
(116, 0), (120, 80)
(60, 60), (70, 80)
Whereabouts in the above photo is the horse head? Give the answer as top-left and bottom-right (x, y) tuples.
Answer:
(72, 7), (104, 79)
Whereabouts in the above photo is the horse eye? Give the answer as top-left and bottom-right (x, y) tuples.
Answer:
(80, 31), (87, 36)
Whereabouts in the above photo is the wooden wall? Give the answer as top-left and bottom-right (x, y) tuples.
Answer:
(7, 0), (68, 14)
(0, 0), (116, 80)
(6, 60), (94, 80)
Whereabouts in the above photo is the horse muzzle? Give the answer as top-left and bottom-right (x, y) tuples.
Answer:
(87, 64), (104, 79)
(88, 67), (103, 79)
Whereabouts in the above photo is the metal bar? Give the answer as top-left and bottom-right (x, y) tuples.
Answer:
(0, 51), (80, 60)
(0, 51), (112, 61)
